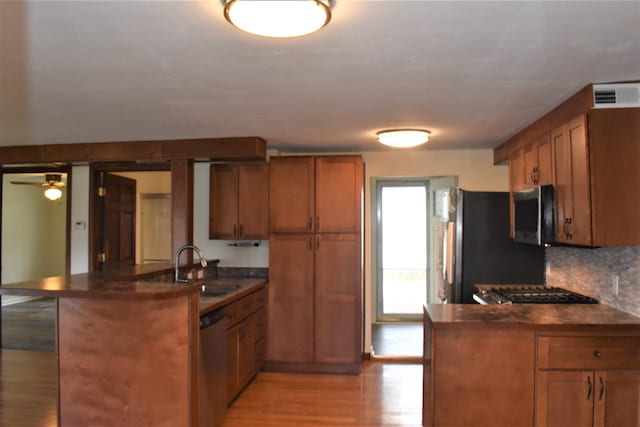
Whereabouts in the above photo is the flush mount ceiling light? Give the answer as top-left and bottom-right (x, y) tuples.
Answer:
(376, 129), (431, 148)
(224, 0), (332, 38)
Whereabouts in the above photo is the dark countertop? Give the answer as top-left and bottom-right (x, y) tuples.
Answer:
(0, 260), (222, 300)
(425, 303), (640, 326)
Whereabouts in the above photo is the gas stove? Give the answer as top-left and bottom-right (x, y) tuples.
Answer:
(473, 285), (598, 305)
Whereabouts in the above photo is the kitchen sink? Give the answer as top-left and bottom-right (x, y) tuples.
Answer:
(200, 283), (243, 297)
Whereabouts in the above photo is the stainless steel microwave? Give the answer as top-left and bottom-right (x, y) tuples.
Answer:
(513, 185), (554, 245)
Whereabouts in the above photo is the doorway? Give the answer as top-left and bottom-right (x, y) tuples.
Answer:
(371, 176), (458, 358)
(1, 168), (70, 350)
(90, 166), (171, 271)
(375, 180), (429, 321)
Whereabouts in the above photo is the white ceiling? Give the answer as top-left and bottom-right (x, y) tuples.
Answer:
(1, 1), (639, 153)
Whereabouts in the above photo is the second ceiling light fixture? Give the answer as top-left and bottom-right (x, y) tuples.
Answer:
(223, 0), (332, 38)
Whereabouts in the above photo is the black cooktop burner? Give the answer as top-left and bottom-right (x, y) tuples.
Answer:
(491, 286), (598, 304)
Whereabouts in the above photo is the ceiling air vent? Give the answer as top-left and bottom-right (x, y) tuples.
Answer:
(593, 83), (640, 108)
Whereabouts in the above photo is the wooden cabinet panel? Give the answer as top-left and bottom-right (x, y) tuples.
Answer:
(535, 370), (594, 427)
(431, 326), (535, 427)
(594, 371), (640, 427)
(237, 164), (269, 239)
(537, 136), (553, 185)
(315, 156), (363, 233)
(314, 234), (361, 365)
(210, 163), (268, 240)
(269, 157), (315, 233)
(510, 150), (526, 192)
(210, 165), (238, 240)
(523, 134), (553, 187)
(267, 234), (314, 363)
(552, 115), (592, 245)
(588, 108), (640, 246)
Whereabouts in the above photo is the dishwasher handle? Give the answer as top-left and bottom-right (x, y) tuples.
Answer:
(200, 308), (226, 329)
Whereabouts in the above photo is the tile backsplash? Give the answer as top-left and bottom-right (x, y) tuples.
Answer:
(546, 246), (640, 317)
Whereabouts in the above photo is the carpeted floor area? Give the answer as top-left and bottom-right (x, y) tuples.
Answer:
(1, 297), (56, 352)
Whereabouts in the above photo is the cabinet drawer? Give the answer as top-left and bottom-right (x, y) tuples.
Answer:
(226, 294), (256, 328)
(538, 336), (640, 370)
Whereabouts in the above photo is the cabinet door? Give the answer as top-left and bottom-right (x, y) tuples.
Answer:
(267, 234), (314, 363)
(536, 370), (594, 427)
(594, 371), (640, 427)
(210, 164), (239, 240)
(315, 156), (363, 233)
(567, 115), (592, 245)
(226, 323), (240, 403)
(269, 157), (315, 233)
(314, 233), (361, 366)
(237, 316), (255, 390)
(552, 115), (592, 245)
(523, 134), (553, 187)
(510, 149), (526, 192)
(238, 164), (269, 239)
(524, 143), (538, 187)
(536, 135), (553, 185)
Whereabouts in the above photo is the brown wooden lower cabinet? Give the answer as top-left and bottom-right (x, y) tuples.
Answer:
(226, 287), (267, 404)
(424, 305), (640, 427)
(536, 370), (640, 427)
(536, 335), (640, 427)
(267, 233), (361, 374)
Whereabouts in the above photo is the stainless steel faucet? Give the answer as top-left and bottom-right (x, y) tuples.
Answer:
(174, 244), (208, 283)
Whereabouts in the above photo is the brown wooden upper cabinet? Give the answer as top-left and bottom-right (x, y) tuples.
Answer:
(269, 156), (362, 234)
(209, 163), (268, 240)
(552, 115), (592, 245)
(524, 133), (553, 187)
(506, 107), (640, 247)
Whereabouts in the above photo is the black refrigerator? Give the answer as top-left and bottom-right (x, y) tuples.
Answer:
(441, 189), (545, 304)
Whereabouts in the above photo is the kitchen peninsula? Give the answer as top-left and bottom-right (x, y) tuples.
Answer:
(0, 263), (267, 427)
(423, 303), (640, 427)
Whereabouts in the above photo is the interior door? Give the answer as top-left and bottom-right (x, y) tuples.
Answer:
(97, 172), (136, 271)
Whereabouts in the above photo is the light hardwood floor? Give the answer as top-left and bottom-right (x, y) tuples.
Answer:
(222, 362), (423, 427)
(0, 350), (422, 427)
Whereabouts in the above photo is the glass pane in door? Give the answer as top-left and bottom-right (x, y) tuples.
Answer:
(378, 184), (427, 318)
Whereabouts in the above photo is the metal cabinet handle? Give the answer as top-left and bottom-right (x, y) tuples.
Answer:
(593, 350), (601, 357)
(233, 224), (238, 239)
(317, 236), (320, 250)
(308, 217), (313, 231)
(238, 224), (243, 238)
(308, 236), (313, 251)
(316, 216), (320, 231)
(599, 376), (605, 401)
(587, 375), (593, 400)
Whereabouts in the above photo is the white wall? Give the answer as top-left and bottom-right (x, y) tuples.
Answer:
(193, 162), (269, 267)
(362, 149), (509, 354)
(70, 165), (90, 274)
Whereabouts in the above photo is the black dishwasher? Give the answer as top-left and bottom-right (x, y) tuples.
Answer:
(199, 308), (227, 427)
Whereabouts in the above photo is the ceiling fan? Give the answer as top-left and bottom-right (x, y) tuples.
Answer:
(10, 173), (66, 201)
